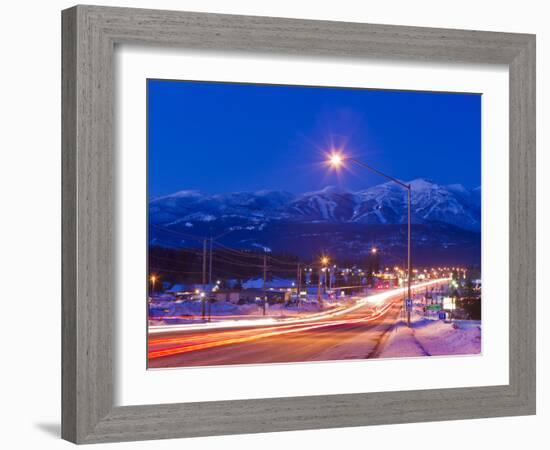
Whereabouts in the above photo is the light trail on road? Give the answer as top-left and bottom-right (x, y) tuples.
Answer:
(147, 279), (449, 365)
(148, 300), (397, 360)
(148, 278), (449, 334)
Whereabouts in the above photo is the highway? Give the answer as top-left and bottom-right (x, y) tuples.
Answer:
(148, 279), (447, 368)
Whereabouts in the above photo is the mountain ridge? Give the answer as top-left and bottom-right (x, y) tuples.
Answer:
(150, 178), (481, 232)
(148, 179), (481, 265)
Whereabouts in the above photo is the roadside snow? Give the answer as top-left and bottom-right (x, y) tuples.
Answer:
(148, 298), (352, 325)
(378, 314), (481, 358)
(378, 323), (428, 357)
(416, 319), (481, 356)
(149, 300), (259, 320)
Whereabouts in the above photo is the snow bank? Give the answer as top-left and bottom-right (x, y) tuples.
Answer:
(414, 319), (481, 356)
(378, 315), (481, 358)
(378, 324), (428, 357)
(148, 298), (348, 324)
(149, 300), (260, 318)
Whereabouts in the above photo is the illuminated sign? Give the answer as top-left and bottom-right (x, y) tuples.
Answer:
(443, 296), (456, 310)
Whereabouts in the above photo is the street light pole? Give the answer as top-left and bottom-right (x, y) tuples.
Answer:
(328, 154), (412, 326)
(317, 267), (321, 306)
(297, 262), (302, 310)
(202, 238), (207, 321)
(208, 237), (213, 285)
(262, 253), (267, 316)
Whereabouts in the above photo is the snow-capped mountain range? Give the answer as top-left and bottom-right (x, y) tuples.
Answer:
(150, 179), (480, 231)
(149, 179), (481, 265)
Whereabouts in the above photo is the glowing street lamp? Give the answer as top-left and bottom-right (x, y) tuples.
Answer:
(321, 256), (330, 291)
(329, 153), (344, 167)
(149, 274), (157, 297)
(317, 255), (330, 306)
(327, 152), (413, 326)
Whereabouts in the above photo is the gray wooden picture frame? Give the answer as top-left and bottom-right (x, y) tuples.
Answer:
(61, 5), (536, 444)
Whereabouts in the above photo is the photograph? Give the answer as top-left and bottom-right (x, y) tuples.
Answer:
(146, 79), (482, 369)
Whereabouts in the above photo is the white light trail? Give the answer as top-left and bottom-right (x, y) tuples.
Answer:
(148, 278), (449, 334)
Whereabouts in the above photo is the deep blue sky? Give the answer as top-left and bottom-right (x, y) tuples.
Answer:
(148, 79), (481, 197)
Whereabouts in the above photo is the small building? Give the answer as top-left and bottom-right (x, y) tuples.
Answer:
(214, 291), (241, 304)
(213, 288), (292, 304)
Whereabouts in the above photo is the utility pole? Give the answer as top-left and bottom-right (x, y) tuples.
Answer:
(406, 185), (412, 327)
(208, 237), (213, 285)
(262, 254), (267, 316)
(297, 262), (301, 310)
(202, 238), (207, 320)
(317, 268), (323, 309)
(207, 237), (213, 322)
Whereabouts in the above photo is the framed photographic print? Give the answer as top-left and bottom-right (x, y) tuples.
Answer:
(62, 5), (536, 444)
(146, 79), (483, 369)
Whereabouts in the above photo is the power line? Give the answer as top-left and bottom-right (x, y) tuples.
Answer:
(212, 240), (263, 257)
(149, 267), (203, 275)
(212, 255), (265, 269)
(149, 223), (207, 242)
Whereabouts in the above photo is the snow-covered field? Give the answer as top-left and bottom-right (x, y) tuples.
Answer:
(148, 297), (355, 325)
